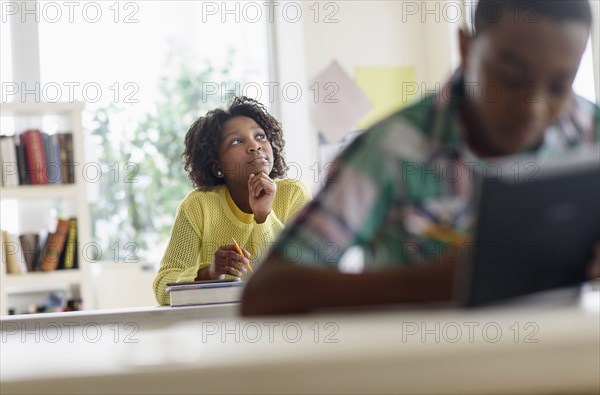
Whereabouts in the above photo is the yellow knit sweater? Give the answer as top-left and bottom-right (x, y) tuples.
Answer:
(153, 178), (312, 305)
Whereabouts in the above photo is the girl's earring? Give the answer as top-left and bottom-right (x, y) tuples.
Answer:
(216, 170), (223, 177)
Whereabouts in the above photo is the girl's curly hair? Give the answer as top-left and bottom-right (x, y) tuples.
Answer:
(182, 96), (287, 189)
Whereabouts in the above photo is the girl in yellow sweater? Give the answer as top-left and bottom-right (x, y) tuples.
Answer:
(153, 97), (312, 305)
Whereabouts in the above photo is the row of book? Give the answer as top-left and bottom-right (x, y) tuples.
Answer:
(1, 218), (78, 274)
(8, 295), (82, 315)
(0, 129), (75, 186)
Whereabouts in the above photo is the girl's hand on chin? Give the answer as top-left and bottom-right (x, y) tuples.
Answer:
(248, 172), (276, 223)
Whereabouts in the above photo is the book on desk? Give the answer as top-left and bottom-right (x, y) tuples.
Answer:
(165, 279), (244, 307)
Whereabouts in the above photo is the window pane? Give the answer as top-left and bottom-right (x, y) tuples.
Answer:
(0, 14), (13, 90)
(573, 37), (596, 103)
(38, 1), (270, 107)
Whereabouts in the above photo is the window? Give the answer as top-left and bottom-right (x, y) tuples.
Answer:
(4, 1), (272, 263)
(573, 37), (596, 103)
(0, 14), (12, 85)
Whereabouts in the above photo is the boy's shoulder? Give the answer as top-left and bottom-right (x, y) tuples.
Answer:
(339, 96), (438, 165)
(369, 94), (438, 139)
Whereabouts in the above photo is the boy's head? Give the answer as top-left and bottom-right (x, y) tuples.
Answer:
(460, 0), (592, 155)
(182, 96), (287, 189)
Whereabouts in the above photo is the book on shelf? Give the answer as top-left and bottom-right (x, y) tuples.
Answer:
(1, 231), (6, 273)
(42, 133), (62, 184)
(0, 130), (74, 187)
(1, 230), (28, 274)
(59, 133), (75, 184)
(48, 134), (63, 183)
(42, 133), (51, 182)
(1, 217), (78, 274)
(18, 233), (40, 272)
(15, 136), (29, 185)
(0, 136), (19, 186)
(60, 217), (78, 270)
(40, 219), (70, 271)
(166, 279), (245, 307)
(21, 129), (48, 185)
(34, 230), (50, 271)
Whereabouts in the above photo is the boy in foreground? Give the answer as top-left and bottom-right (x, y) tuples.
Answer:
(241, 0), (600, 315)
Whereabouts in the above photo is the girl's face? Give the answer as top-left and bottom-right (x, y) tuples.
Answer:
(217, 115), (274, 185)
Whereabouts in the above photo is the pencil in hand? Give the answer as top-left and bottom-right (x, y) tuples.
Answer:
(232, 237), (253, 272)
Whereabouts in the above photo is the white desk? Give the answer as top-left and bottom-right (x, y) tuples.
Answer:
(1, 286), (599, 394)
(1, 303), (239, 332)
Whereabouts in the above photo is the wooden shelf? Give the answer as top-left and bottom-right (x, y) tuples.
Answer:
(0, 184), (79, 199)
(0, 101), (85, 116)
(0, 101), (92, 315)
(3, 270), (82, 293)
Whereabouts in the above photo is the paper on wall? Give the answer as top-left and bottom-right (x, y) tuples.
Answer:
(355, 66), (416, 129)
(309, 60), (371, 143)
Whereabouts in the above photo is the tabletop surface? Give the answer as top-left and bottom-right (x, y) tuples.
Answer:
(1, 283), (599, 394)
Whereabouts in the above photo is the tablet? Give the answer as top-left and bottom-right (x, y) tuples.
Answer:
(457, 144), (600, 307)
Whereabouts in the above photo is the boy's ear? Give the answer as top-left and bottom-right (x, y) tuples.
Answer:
(458, 28), (472, 70)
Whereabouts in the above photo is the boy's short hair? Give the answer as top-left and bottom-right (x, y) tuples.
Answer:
(474, 0), (592, 35)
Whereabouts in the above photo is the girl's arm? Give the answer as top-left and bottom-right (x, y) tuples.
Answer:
(152, 208), (206, 305)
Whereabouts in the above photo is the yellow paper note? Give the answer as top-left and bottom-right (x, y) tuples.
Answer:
(355, 66), (417, 129)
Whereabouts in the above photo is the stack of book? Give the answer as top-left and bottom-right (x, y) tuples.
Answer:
(166, 279), (245, 307)
(1, 217), (78, 274)
(0, 129), (75, 186)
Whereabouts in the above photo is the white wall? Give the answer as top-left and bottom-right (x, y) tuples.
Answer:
(274, 1), (459, 193)
(270, 8), (318, 191)
(302, 1), (459, 93)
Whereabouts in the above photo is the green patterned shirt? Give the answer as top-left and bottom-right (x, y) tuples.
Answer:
(275, 72), (600, 269)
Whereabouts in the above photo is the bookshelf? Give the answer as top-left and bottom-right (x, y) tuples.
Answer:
(0, 101), (94, 315)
